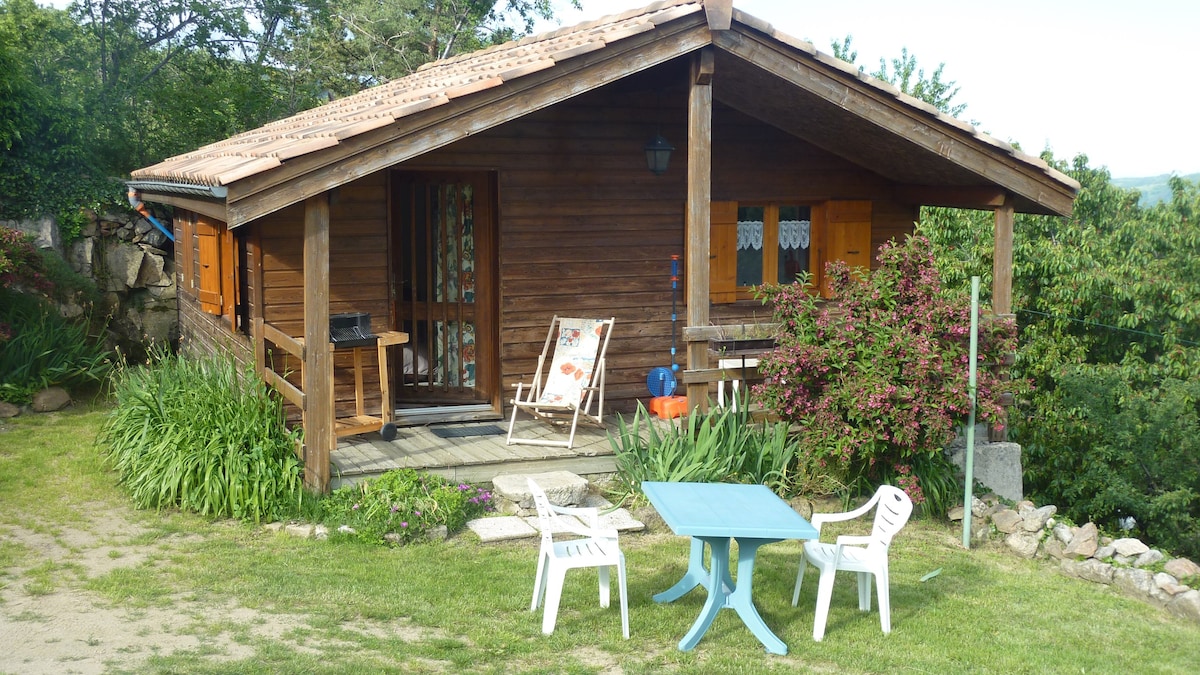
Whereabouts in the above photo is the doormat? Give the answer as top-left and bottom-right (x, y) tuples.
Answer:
(430, 424), (507, 439)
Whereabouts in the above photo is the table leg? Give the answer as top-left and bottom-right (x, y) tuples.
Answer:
(654, 538), (735, 604)
(727, 537), (788, 655)
(678, 537), (732, 652)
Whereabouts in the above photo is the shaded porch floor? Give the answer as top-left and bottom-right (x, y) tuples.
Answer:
(331, 416), (622, 489)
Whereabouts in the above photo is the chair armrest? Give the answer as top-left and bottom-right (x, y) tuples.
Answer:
(549, 503), (600, 529)
(835, 534), (872, 547)
(811, 493), (881, 529)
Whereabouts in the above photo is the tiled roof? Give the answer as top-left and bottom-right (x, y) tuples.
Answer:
(130, 0), (704, 186)
(130, 0), (1078, 196)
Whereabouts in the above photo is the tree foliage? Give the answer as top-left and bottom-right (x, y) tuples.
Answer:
(830, 36), (965, 117)
(919, 157), (1200, 556)
(0, 0), (576, 225)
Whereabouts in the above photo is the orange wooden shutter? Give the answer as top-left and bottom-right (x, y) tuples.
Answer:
(822, 200), (872, 296)
(196, 216), (223, 314)
(709, 200), (738, 303)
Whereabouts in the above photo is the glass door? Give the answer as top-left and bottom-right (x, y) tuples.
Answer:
(391, 172), (497, 409)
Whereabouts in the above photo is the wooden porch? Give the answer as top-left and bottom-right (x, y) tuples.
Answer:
(329, 417), (622, 489)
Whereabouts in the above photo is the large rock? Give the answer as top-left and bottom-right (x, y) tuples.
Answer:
(947, 440), (1023, 502)
(104, 240), (145, 291)
(1062, 558), (1114, 584)
(1111, 537), (1150, 557)
(492, 471), (589, 511)
(1164, 558), (1200, 580)
(1113, 568), (1157, 602)
(991, 509), (1023, 534)
(0, 401), (20, 418)
(31, 387), (71, 412)
(1005, 531), (1041, 558)
(1020, 504), (1056, 532)
(1063, 522), (1099, 559)
(1168, 590), (1200, 623)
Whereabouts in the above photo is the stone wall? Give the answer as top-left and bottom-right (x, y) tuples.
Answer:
(955, 496), (1200, 625)
(4, 210), (178, 354)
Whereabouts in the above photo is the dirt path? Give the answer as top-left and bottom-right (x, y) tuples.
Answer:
(0, 506), (310, 674)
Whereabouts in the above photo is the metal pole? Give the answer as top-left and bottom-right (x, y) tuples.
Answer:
(963, 276), (980, 548)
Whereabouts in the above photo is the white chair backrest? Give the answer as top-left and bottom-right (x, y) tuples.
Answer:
(527, 478), (557, 547)
(870, 485), (914, 549)
(538, 317), (611, 407)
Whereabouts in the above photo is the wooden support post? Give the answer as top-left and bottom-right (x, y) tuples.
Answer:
(303, 193), (332, 492)
(991, 197), (1015, 442)
(685, 49), (714, 412)
(992, 198), (1015, 318)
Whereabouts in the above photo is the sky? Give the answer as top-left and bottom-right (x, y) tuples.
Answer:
(538, 0), (1200, 178)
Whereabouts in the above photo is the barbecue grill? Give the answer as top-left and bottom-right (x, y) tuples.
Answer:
(330, 312), (378, 349)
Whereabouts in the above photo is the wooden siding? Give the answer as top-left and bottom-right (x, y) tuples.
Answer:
(393, 74), (920, 414)
(181, 69), (923, 421)
(252, 173), (392, 420)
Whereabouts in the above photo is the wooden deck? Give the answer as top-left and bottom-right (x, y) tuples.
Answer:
(330, 417), (622, 489)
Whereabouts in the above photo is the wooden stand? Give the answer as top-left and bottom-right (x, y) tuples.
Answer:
(332, 330), (408, 441)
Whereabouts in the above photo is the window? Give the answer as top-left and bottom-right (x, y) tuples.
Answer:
(710, 200), (871, 302)
(179, 210), (240, 329)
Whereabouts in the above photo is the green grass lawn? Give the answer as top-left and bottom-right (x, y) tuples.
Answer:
(3, 405), (1199, 673)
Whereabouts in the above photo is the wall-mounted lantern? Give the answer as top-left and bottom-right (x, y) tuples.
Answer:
(644, 134), (674, 175)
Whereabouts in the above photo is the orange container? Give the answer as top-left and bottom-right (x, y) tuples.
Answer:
(649, 395), (688, 420)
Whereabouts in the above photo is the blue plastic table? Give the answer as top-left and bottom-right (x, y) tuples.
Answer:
(642, 481), (819, 655)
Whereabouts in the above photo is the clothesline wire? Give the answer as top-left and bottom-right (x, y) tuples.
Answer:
(1016, 308), (1200, 347)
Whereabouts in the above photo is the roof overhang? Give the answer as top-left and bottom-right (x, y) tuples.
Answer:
(128, 0), (1077, 225)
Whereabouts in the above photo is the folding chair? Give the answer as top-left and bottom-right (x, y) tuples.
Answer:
(506, 316), (614, 449)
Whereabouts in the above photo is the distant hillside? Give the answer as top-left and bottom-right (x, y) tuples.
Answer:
(1112, 172), (1200, 206)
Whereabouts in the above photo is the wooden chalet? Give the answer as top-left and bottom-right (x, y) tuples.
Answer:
(128, 0), (1080, 491)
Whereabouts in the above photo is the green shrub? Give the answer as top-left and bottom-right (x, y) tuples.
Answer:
(100, 350), (305, 522)
(0, 289), (112, 404)
(318, 469), (494, 546)
(607, 402), (839, 501)
(1018, 367), (1200, 559)
(754, 236), (1018, 516)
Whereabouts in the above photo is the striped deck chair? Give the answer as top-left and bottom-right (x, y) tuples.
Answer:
(506, 316), (614, 449)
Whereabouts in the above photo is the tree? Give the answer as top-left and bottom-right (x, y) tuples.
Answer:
(829, 35), (965, 117)
(284, 0), (579, 96)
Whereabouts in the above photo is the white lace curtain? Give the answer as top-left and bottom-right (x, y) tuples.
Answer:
(737, 219), (810, 251)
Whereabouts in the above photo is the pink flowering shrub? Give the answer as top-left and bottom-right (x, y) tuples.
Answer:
(754, 235), (1019, 511)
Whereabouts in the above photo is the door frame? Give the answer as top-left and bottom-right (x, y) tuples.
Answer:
(388, 169), (500, 419)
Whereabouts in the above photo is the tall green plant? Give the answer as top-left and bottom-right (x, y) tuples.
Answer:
(607, 402), (837, 501)
(754, 236), (1017, 514)
(100, 350), (305, 522)
(0, 289), (111, 404)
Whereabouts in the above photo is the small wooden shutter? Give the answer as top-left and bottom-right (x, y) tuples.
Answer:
(196, 216), (223, 314)
(177, 212), (195, 295)
(822, 200), (872, 297)
(220, 224), (237, 328)
(709, 200), (738, 303)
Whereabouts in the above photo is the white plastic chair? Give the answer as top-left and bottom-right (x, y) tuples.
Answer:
(507, 316), (614, 449)
(528, 478), (629, 639)
(792, 485), (914, 641)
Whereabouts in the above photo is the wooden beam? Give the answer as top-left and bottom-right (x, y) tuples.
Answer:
(695, 47), (715, 85)
(711, 30), (1077, 217)
(705, 0), (733, 31)
(303, 194), (332, 492)
(992, 197), (1015, 317)
(685, 50), (713, 412)
(894, 185), (1007, 210)
(137, 192), (228, 223)
(225, 20), (713, 227)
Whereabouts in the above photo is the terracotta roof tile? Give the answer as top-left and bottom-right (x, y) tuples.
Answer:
(130, 0), (1078, 196)
(130, 0), (703, 186)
